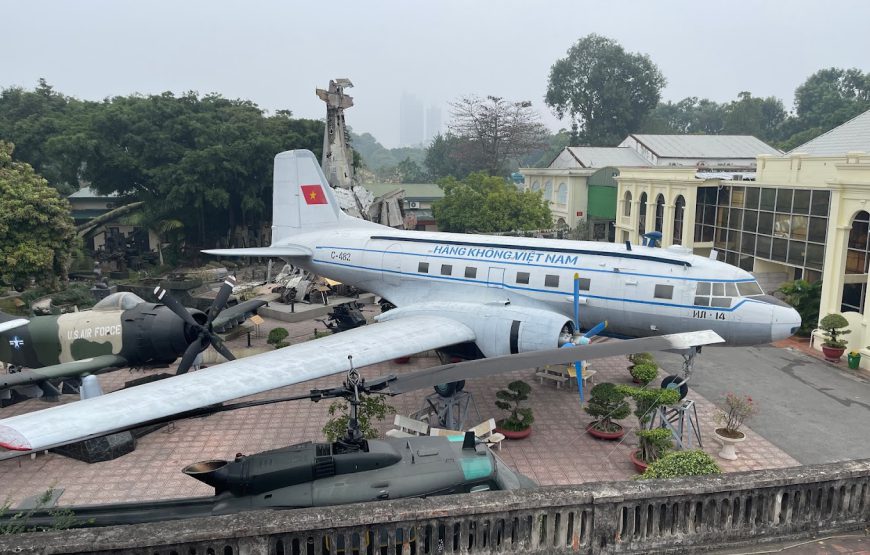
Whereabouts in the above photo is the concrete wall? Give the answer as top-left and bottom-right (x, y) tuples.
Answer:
(4, 459), (868, 554)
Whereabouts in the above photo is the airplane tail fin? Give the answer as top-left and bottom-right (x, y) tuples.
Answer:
(204, 150), (357, 258)
(271, 150), (352, 245)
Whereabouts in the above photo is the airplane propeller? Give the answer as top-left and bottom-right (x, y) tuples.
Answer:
(154, 277), (239, 375)
(566, 273), (608, 403)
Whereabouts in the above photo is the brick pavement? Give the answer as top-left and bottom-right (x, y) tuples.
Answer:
(0, 305), (798, 508)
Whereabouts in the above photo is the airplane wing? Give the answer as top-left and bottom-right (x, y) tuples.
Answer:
(0, 315), (476, 455)
(211, 299), (268, 333)
(0, 354), (128, 390)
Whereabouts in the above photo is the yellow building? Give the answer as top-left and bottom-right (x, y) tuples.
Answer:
(614, 110), (870, 363)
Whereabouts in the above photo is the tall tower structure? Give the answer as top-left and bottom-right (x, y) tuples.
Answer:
(425, 105), (442, 143)
(316, 78), (355, 189)
(399, 93), (424, 147)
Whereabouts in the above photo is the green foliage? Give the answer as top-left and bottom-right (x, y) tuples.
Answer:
(819, 313), (850, 348)
(634, 428), (673, 464)
(639, 449), (721, 480)
(350, 131), (426, 172)
(630, 362), (658, 386)
(396, 157), (429, 183)
(433, 173), (551, 233)
(0, 142), (78, 291)
(628, 352), (655, 366)
(1, 487), (81, 534)
(777, 279), (821, 337)
(618, 385), (681, 429)
(546, 34), (666, 146)
(716, 393), (757, 435)
(584, 383), (630, 432)
(495, 380), (534, 432)
(267, 327), (289, 349)
(321, 395), (395, 443)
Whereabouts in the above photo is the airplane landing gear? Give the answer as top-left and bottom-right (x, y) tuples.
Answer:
(661, 346), (700, 401)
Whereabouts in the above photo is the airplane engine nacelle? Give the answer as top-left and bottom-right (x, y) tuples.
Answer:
(377, 302), (574, 358)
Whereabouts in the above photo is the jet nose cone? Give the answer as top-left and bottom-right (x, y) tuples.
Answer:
(771, 305), (802, 342)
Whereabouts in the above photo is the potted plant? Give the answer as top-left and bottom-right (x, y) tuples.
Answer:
(713, 393), (758, 460)
(584, 383), (631, 440)
(267, 327), (290, 349)
(638, 449), (721, 480)
(494, 380), (534, 439)
(819, 313), (850, 361)
(627, 352), (654, 372)
(619, 385), (681, 472)
(848, 350), (861, 370)
(629, 361), (658, 386)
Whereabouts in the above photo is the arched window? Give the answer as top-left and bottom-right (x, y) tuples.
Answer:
(673, 195), (685, 245)
(655, 194), (665, 233)
(843, 210), (870, 313)
(623, 191), (632, 217)
(638, 192), (647, 235)
(531, 180), (540, 193)
(543, 180), (553, 202)
(557, 183), (568, 205)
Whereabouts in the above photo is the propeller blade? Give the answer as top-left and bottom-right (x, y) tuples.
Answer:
(386, 330), (724, 394)
(209, 335), (236, 362)
(154, 286), (200, 328)
(206, 276), (237, 326)
(176, 338), (205, 375)
(583, 321), (608, 338)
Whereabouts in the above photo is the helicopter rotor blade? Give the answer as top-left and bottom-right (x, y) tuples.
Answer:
(385, 330), (723, 395)
(154, 286), (200, 328)
(206, 276), (237, 327)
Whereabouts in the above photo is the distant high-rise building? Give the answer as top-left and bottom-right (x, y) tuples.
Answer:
(425, 105), (442, 144)
(399, 93), (424, 148)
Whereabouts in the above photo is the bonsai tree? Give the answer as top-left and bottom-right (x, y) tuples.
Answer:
(630, 361), (658, 386)
(819, 313), (850, 349)
(619, 385), (681, 463)
(715, 392), (757, 439)
(495, 380), (534, 432)
(267, 327), (290, 349)
(584, 383), (630, 433)
(321, 395), (396, 442)
(639, 450), (721, 480)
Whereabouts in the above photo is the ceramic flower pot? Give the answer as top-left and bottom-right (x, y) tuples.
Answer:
(714, 428), (745, 460)
(629, 450), (648, 474)
(585, 422), (625, 440)
(821, 345), (845, 362)
(495, 423), (532, 440)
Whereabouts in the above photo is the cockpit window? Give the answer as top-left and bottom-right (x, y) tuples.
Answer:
(92, 292), (146, 311)
(694, 280), (763, 307)
(737, 281), (764, 296)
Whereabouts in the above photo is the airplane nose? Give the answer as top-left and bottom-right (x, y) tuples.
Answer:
(771, 305), (802, 342)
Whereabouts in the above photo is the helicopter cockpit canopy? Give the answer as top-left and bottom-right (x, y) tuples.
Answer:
(92, 292), (146, 312)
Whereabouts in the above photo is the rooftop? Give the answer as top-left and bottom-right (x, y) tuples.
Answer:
(624, 134), (782, 159)
(788, 109), (870, 156)
(548, 147), (650, 169)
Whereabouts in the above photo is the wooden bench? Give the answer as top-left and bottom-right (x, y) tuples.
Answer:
(536, 364), (570, 388)
(468, 418), (505, 451)
(428, 427), (464, 437)
(385, 414), (429, 438)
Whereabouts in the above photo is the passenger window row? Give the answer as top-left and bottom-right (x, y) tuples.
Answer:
(417, 262), (592, 291)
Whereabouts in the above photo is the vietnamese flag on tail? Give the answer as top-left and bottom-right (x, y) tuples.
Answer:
(301, 184), (328, 205)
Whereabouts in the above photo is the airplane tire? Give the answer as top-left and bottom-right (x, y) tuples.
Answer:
(434, 380), (465, 397)
(661, 375), (688, 400)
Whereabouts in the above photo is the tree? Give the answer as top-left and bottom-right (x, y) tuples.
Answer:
(723, 92), (786, 144)
(432, 172), (551, 233)
(446, 95), (548, 176)
(396, 157), (429, 183)
(641, 97), (727, 135)
(0, 142), (77, 290)
(424, 132), (481, 180)
(546, 34), (666, 146)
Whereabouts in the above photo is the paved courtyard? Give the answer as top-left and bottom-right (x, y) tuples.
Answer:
(0, 305), (799, 507)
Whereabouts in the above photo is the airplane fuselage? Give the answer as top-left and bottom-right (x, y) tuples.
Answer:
(281, 224), (800, 347)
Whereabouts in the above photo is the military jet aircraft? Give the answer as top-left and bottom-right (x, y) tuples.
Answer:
(0, 279), (266, 400)
(0, 149), (797, 457)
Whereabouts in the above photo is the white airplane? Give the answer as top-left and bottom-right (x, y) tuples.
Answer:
(0, 150), (797, 456)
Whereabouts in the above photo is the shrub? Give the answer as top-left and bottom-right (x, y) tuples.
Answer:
(495, 380), (534, 431)
(777, 279), (821, 337)
(635, 428), (673, 463)
(819, 313), (850, 348)
(639, 450), (722, 480)
(584, 383), (630, 432)
(321, 395), (396, 443)
(628, 352), (654, 366)
(267, 327), (290, 349)
(630, 362), (658, 385)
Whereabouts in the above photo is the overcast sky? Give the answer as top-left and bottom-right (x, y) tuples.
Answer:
(3, 0), (869, 148)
